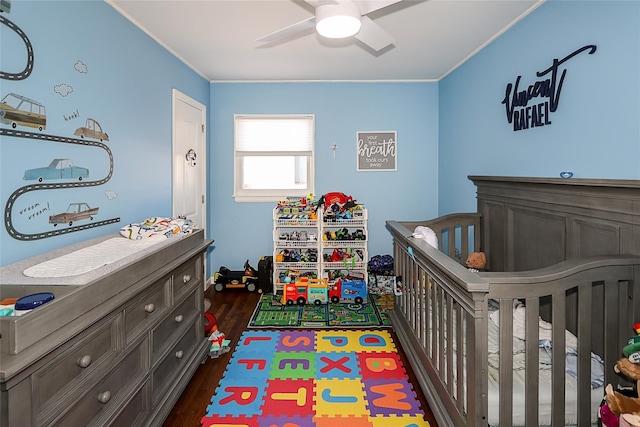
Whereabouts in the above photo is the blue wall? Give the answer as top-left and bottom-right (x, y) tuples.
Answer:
(0, 0), (210, 266)
(209, 82), (439, 271)
(438, 0), (640, 214)
(2, 0), (639, 281)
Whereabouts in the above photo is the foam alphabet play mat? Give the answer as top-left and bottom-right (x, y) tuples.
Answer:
(201, 329), (430, 427)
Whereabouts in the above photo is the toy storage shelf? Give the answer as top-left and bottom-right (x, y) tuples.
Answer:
(272, 205), (368, 294)
(320, 206), (368, 286)
(322, 261), (367, 270)
(272, 206), (320, 294)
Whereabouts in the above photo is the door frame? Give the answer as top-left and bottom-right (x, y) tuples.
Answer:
(171, 88), (207, 235)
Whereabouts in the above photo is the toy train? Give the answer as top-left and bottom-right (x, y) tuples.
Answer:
(280, 277), (367, 305)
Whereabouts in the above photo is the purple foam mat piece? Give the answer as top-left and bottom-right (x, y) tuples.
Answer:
(363, 377), (422, 417)
(258, 414), (315, 427)
(275, 330), (316, 352)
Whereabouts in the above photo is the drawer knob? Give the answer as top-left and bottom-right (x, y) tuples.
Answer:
(175, 350), (184, 359)
(77, 355), (92, 368)
(144, 303), (155, 313)
(97, 391), (111, 404)
(174, 314), (184, 323)
(182, 274), (191, 283)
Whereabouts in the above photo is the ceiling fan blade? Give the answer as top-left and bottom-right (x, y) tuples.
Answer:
(257, 16), (316, 43)
(352, 0), (402, 15)
(354, 15), (394, 51)
(304, 0), (339, 7)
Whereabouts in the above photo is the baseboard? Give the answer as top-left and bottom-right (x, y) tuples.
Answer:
(205, 276), (215, 290)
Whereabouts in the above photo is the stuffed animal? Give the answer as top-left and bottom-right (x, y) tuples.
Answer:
(465, 251), (487, 272)
(615, 358), (640, 379)
(599, 400), (620, 427)
(606, 383), (640, 417)
(623, 323), (640, 364)
(621, 413), (640, 426)
(605, 358), (640, 416)
(412, 226), (438, 248)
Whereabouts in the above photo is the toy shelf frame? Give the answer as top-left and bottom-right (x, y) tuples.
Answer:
(272, 206), (368, 294)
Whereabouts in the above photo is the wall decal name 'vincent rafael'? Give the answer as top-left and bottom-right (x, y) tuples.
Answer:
(501, 45), (597, 132)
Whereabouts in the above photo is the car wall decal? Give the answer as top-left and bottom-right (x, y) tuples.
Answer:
(1, 15), (119, 241)
(0, 92), (46, 130)
(23, 158), (90, 182)
(0, 16), (34, 81)
(2, 127), (120, 240)
(49, 202), (99, 227)
(74, 118), (109, 141)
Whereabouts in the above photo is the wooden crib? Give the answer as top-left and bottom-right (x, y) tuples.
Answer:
(386, 176), (640, 427)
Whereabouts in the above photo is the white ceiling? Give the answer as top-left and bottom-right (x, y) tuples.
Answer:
(106, 0), (545, 82)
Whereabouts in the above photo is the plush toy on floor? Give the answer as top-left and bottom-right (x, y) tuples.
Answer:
(465, 251), (487, 272)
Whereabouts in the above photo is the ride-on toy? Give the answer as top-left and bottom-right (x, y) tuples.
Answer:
(213, 260), (259, 292)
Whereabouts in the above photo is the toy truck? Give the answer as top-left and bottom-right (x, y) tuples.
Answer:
(281, 278), (329, 305)
(328, 278), (367, 304)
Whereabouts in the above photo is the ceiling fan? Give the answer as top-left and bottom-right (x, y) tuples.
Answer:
(257, 0), (403, 52)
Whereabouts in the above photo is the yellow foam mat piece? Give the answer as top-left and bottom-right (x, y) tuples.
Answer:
(314, 378), (368, 417)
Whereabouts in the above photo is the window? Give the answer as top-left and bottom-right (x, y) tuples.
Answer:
(234, 114), (315, 202)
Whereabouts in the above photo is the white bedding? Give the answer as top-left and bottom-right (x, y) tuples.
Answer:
(22, 216), (197, 279)
(486, 303), (604, 426)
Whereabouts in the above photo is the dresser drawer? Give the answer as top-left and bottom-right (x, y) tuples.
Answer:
(34, 315), (119, 421)
(172, 257), (200, 298)
(107, 381), (149, 427)
(124, 277), (169, 344)
(52, 343), (145, 427)
(151, 289), (199, 363)
(151, 320), (199, 404)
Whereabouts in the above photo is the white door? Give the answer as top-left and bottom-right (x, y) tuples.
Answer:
(172, 89), (206, 232)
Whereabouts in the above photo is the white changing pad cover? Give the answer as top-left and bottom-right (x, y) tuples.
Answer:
(23, 237), (165, 278)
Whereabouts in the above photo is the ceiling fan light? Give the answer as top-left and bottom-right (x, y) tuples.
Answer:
(315, 2), (361, 39)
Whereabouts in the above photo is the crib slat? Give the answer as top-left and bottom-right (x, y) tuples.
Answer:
(417, 271), (424, 347)
(551, 292), (567, 427)
(438, 286), (445, 376)
(455, 307), (464, 413)
(425, 272), (431, 351)
(446, 293), (454, 396)
(448, 228), (456, 260)
(460, 224), (469, 265)
(430, 279), (437, 362)
(577, 283), (593, 427)
(524, 297), (540, 427)
(412, 269), (418, 332)
(467, 306), (483, 427)
(603, 279), (620, 388)
(498, 298), (514, 427)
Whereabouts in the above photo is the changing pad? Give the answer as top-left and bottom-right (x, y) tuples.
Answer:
(23, 237), (164, 278)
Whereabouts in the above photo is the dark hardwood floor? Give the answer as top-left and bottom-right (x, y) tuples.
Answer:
(162, 288), (439, 427)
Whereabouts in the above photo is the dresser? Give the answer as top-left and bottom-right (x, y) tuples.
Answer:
(0, 230), (212, 427)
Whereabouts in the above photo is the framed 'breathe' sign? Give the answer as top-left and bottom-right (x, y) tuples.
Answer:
(356, 131), (397, 171)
